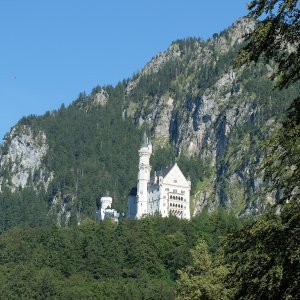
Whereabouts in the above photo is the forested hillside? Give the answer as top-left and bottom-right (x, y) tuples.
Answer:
(0, 0), (299, 297)
(0, 18), (299, 230)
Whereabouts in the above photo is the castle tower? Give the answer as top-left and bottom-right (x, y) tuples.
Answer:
(136, 132), (152, 219)
(100, 192), (113, 221)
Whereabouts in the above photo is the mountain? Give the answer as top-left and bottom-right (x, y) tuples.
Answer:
(0, 18), (299, 230)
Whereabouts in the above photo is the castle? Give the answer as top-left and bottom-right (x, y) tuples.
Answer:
(97, 193), (120, 222)
(128, 134), (191, 219)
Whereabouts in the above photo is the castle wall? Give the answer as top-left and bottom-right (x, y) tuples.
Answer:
(128, 195), (137, 219)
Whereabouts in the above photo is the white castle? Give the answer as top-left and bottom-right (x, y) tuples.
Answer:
(128, 133), (191, 220)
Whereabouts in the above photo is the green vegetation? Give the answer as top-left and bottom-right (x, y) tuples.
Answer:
(224, 199), (300, 300)
(237, 0), (300, 204)
(174, 199), (300, 300)
(174, 1), (300, 299)
(0, 210), (247, 299)
(1, 200), (298, 300)
(176, 239), (230, 300)
(1, 15), (299, 229)
(0, 4), (299, 298)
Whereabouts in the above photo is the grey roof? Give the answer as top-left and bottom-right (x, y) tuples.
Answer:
(141, 132), (148, 147)
(156, 166), (173, 178)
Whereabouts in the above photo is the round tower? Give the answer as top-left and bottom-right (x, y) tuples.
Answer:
(136, 133), (152, 218)
(101, 195), (112, 211)
(100, 192), (113, 220)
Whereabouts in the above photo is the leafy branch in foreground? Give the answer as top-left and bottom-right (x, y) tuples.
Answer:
(237, 0), (300, 203)
(224, 198), (300, 299)
(237, 0), (300, 90)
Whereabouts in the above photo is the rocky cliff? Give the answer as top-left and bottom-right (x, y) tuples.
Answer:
(0, 18), (298, 228)
(122, 18), (296, 215)
(0, 125), (52, 192)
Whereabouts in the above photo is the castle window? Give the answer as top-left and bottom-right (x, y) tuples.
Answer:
(170, 195), (173, 199)
(165, 188), (169, 191)
(181, 190), (185, 194)
(173, 189), (177, 193)
(174, 179), (177, 183)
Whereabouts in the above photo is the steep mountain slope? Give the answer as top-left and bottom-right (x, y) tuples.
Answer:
(0, 18), (298, 230)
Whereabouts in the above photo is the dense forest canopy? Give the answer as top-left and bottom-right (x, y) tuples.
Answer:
(0, 210), (247, 299)
(0, 1), (299, 298)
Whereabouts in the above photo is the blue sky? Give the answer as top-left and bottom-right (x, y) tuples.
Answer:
(0, 0), (249, 141)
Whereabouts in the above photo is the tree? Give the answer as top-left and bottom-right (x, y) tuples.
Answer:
(237, 0), (300, 203)
(175, 239), (229, 300)
(238, 0), (299, 90)
(224, 199), (300, 299)
(224, 5), (300, 297)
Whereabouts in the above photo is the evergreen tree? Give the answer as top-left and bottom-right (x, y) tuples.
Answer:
(176, 239), (229, 300)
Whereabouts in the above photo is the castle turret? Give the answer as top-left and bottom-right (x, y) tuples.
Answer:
(136, 132), (152, 218)
(100, 192), (113, 220)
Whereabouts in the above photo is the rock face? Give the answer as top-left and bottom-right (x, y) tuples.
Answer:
(122, 17), (294, 215)
(92, 89), (109, 106)
(0, 125), (52, 192)
(49, 192), (74, 226)
(0, 18), (296, 225)
(125, 44), (181, 96)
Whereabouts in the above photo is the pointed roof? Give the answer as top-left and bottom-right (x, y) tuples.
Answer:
(157, 163), (190, 188)
(156, 166), (173, 178)
(141, 132), (148, 147)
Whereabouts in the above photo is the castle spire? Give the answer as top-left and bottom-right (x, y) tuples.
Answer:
(141, 131), (148, 147)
